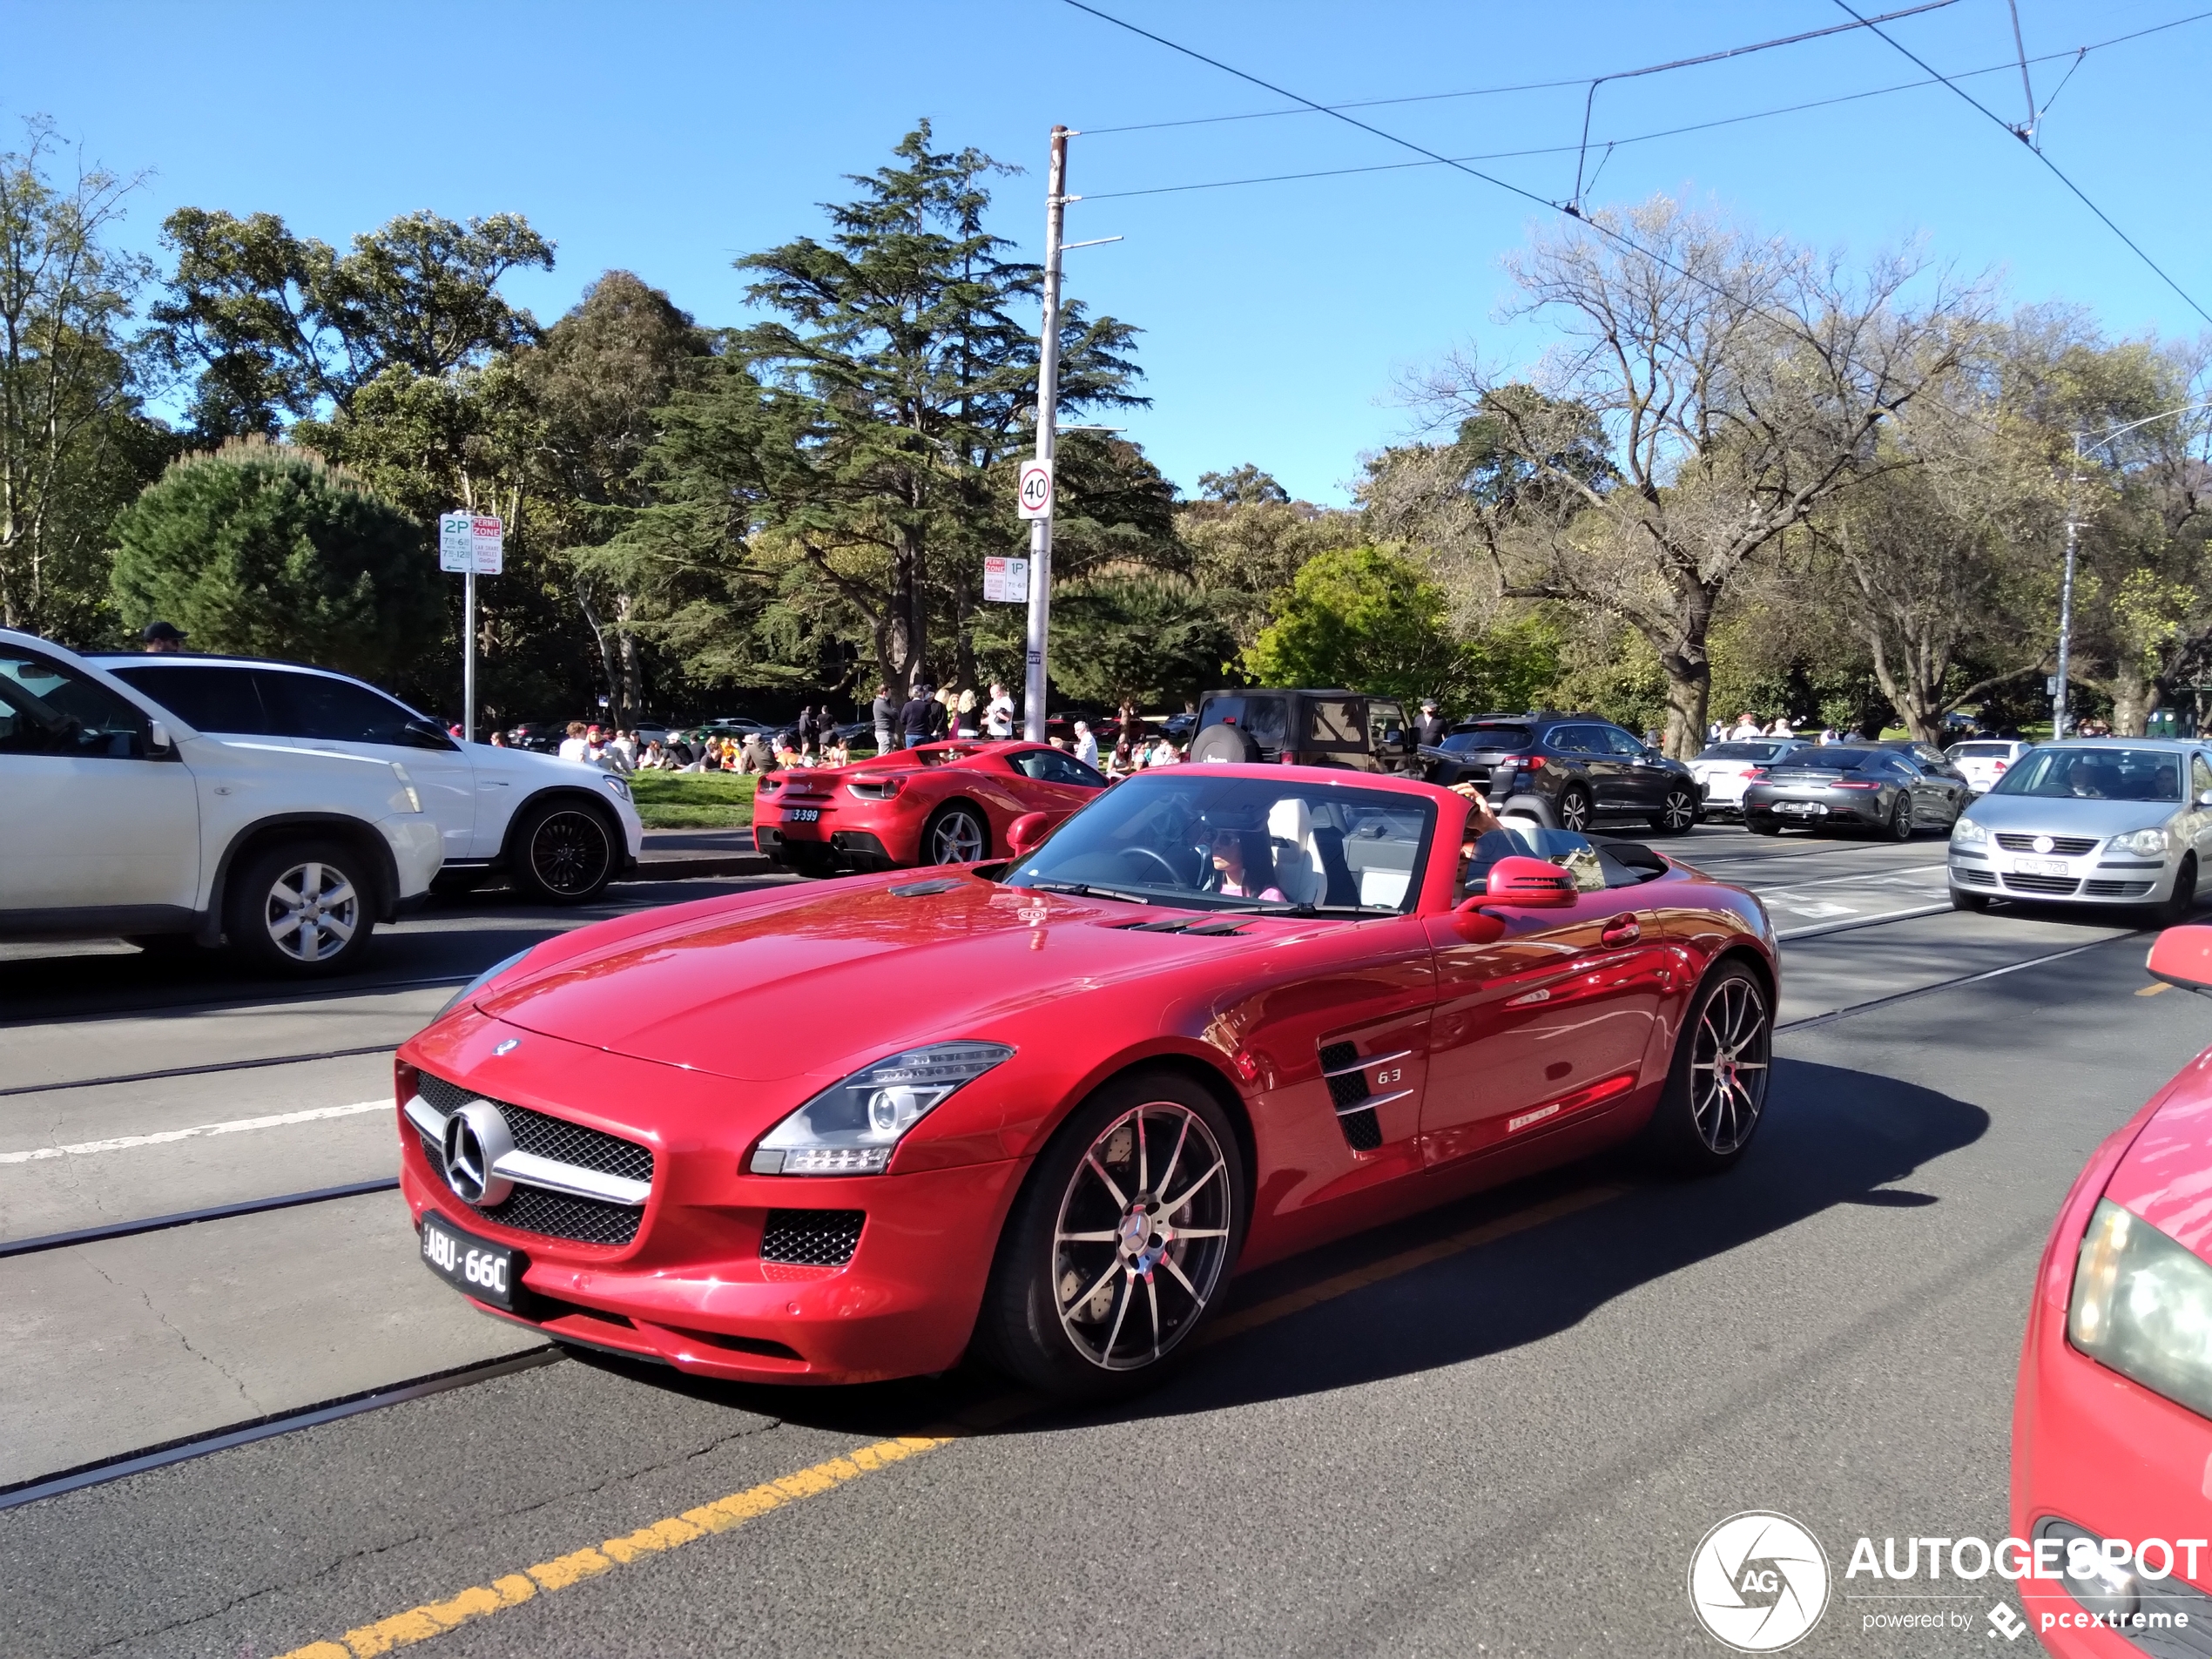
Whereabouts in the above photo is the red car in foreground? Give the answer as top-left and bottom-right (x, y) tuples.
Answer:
(752, 738), (1108, 873)
(2012, 925), (2212, 1652)
(395, 765), (1777, 1396)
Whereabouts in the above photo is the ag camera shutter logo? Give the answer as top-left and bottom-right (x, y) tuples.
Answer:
(1688, 1512), (1831, 1650)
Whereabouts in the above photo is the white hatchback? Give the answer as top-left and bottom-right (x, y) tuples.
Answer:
(1946, 738), (2033, 796)
(95, 655), (644, 902)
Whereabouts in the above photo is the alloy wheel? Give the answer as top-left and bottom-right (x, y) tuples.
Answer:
(1660, 786), (1696, 833)
(929, 807), (988, 864)
(262, 860), (361, 965)
(1558, 786), (1591, 833)
(529, 810), (612, 895)
(1051, 1102), (1234, 1371)
(1688, 975), (1770, 1155)
(1889, 797), (1912, 840)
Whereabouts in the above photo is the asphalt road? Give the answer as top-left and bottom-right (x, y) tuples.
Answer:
(0, 822), (2196, 1659)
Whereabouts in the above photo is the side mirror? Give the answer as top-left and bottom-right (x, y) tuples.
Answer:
(1471, 854), (1579, 910)
(1007, 812), (1055, 857)
(146, 719), (172, 752)
(2196, 790), (2212, 809)
(2148, 924), (2212, 994)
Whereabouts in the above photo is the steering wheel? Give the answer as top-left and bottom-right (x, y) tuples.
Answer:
(1117, 845), (1190, 887)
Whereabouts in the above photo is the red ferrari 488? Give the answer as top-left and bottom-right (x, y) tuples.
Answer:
(752, 738), (1108, 874)
(397, 765), (1777, 1396)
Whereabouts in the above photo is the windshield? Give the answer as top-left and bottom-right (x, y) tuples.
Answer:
(1950, 742), (2014, 759)
(1697, 741), (1785, 761)
(1005, 773), (1435, 913)
(1990, 747), (2184, 802)
(1440, 724), (1532, 752)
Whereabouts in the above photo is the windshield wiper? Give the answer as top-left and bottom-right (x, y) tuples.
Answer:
(1022, 880), (1156, 906)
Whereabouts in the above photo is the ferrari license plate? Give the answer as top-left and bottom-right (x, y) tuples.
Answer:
(2013, 857), (2067, 877)
(785, 807), (821, 823)
(1775, 801), (1825, 815)
(420, 1212), (522, 1311)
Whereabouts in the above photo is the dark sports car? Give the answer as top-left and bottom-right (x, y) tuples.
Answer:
(1743, 745), (1967, 839)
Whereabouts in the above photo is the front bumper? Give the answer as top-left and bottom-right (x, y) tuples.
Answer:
(377, 813), (445, 901)
(1949, 844), (2176, 904)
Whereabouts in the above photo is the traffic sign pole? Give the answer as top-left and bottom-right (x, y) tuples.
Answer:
(440, 512), (503, 743)
(1022, 126), (1070, 744)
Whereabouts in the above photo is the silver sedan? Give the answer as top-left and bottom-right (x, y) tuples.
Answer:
(1947, 738), (2212, 922)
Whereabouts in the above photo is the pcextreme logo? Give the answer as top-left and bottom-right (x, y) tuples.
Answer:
(1688, 1511), (1833, 1651)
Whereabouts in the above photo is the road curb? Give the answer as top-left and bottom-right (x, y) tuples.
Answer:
(618, 854), (776, 882)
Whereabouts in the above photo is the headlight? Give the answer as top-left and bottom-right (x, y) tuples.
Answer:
(389, 761), (422, 814)
(601, 774), (631, 802)
(2068, 1198), (2212, 1419)
(1950, 817), (1986, 846)
(749, 1042), (1013, 1175)
(431, 948), (533, 1024)
(2120, 827), (2169, 858)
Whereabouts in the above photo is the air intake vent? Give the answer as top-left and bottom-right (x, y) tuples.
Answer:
(1318, 1040), (1406, 1155)
(761, 1210), (865, 1267)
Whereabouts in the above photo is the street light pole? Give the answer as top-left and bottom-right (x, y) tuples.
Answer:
(1022, 126), (1070, 744)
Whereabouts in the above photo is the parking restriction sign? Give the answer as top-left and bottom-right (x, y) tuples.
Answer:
(1016, 460), (1053, 521)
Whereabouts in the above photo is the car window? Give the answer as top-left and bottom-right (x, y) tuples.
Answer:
(1773, 747), (1878, 772)
(1305, 697), (1364, 751)
(1367, 700), (1406, 748)
(1549, 726), (1599, 754)
(1239, 698), (1288, 750)
(1443, 724), (1533, 752)
(0, 651), (149, 759)
(1599, 727), (1649, 756)
(1006, 772), (1435, 914)
(106, 663), (272, 734)
(1992, 747), (2184, 803)
(258, 669), (433, 745)
(1951, 742), (2011, 759)
(1875, 754), (1917, 779)
(2194, 754), (2212, 799)
(1011, 748), (1105, 787)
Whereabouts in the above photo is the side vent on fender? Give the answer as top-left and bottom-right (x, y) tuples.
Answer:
(1318, 1038), (1398, 1153)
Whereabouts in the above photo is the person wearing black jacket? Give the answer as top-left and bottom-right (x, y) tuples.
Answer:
(1415, 699), (1448, 747)
(899, 685), (936, 748)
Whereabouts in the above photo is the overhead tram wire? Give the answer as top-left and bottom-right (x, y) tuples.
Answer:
(1076, 10), (2212, 205)
(1829, 0), (2212, 327)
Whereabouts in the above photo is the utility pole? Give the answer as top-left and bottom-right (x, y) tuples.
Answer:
(463, 564), (478, 742)
(1022, 126), (1070, 744)
(2054, 430), (2080, 739)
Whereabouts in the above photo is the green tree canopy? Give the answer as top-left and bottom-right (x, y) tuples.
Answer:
(109, 442), (442, 685)
(1243, 546), (1467, 704)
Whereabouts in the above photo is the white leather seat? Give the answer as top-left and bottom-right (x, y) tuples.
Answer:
(1265, 798), (1324, 905)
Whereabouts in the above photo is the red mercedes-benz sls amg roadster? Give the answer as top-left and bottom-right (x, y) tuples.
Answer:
(752, 738), (1108, 873)
(397, 765), (1777, 1396)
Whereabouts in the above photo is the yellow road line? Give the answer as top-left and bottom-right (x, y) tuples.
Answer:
(275, 1178), (1629, 1656)
(2138, 981), (2174, 996)
(273, 1436), (949, 1659)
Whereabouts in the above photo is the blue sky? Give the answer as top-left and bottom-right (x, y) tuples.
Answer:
(6, 1), (2208, 504)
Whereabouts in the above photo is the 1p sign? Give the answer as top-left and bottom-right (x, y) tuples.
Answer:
(1016, 459), (1053, 521)
(983, 556), (1029, 603)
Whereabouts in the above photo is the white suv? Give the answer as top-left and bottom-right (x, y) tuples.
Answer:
(88, 652), (644, 905)
(0, 630), (443, 975)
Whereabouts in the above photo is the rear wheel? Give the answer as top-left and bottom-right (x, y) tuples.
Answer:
(1650, 785), (1696, 836)
(2154, 855), (2199, 927)
(1885, 795), (1913, 841)
(980, 1068), (1245, 1399)
(1748, 815), (1782, 836)
(510, 799), (617, 902)
(923, 802), (989, 865)
(1640, 961), (1771, 1175)
(226, 840), (376, 977)
(1556, 784), (1593, 833)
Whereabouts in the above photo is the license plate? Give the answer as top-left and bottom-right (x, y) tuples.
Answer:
(2013, 857), (2068, 877)
(785, 807), (820, 823)
(420, 1211), (523, 1311)
(1775, 801), (1826, 816)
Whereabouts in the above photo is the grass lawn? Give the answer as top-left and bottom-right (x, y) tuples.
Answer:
(627, 771), (758, 829)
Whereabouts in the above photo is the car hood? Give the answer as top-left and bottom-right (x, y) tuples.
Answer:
(1959, 792), (2178, 837)
(475, 877), (1266, 1083)
(2103, 1051), (2212, 1268)
(466, 741), (614, 785)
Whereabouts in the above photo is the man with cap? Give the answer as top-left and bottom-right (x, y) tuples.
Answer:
(1415, 698), (1448, 747)
(142, 621), (186, 653)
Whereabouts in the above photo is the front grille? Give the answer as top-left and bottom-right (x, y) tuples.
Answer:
(2085, 879), (2155, 898)
(2002, 872), (2080, 895)
(1955, 867), (1997, 887)
(414, 1069), (654, 1246)
(1995, 833), (2099, 855)
(761, 1210), (865, 1266)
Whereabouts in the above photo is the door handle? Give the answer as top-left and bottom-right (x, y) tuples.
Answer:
(1601, 915), (1642, 947)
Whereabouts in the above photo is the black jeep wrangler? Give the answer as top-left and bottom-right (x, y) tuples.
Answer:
(1186, 689), (1422, 773)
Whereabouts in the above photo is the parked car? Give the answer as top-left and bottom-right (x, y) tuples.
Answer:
(0, 630), (442, 975)
(1947, 738), (2033, 795)
(1948, 739), (2212, 923)
(505, 721), (568, 754)
(1743, 745), (1966, 840)
(396, 765), (1777, 1393)
(753, 738), (1106, 874)
(1423, 711), (1700, 835)
(96, 653), (644, 903)
(1686, 738), (1809, 818)
(2011, 922), (2212, 1649)
(1188, 688), (1420, 774)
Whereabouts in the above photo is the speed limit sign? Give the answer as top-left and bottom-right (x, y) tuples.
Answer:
(1016, 459), (1054, 521)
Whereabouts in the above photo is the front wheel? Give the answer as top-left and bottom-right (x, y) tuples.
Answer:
(979, 1068), (1245, 1399)
(226, 840), (377, 977)
(510, 799), (617, 902)
(1556, 784), (1593, 833)
(1951, 887), (1992, 912)
(2154, 855), (2199, 928)
(1640, 961), (1772, 1175)
(1650, 785), (1697, 836)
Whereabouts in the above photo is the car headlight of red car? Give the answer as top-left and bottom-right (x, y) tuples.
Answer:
(2069, 1198), (2212, 1419)
(748, 1042), (1015, 1176)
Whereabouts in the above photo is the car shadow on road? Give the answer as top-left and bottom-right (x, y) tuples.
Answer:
(564, 1055), (1989, 1439)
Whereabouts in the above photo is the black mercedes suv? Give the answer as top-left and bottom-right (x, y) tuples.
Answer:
(1423, 711), (1700, 834)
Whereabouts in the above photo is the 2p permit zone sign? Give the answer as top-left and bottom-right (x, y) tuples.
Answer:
(438, 513), (505, 575)
(1016, 460), (1053, 521)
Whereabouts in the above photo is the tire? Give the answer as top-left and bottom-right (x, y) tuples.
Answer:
(1950, 887), (1992, 912)
(1187, 725), (1262, 765)
(979, 1067), (1246, 1399)
(1885, 795), (1913, 841)
(923, 802), (989, 865)
(1748, 816), (1782, 836)
(1650, 785), (1696, 836)
(225, 839), (377, 977)
(509, 798), (617, 902)
(2154, 855), (2198, 928)
(1640, 961), (1772, 1175)
(1556, 783), (1593, 833)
